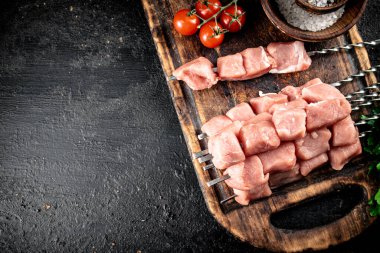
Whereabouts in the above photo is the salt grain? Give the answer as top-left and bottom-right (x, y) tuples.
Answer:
(275, 0), (345, 32)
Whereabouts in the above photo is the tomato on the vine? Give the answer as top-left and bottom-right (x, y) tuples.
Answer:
(195, 0), (222, 20)
(199, 21), (226, 48)
(220, 5), (246, 33)
(173, 9), (200, 36)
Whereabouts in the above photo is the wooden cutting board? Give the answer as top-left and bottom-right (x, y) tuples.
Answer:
(141, 0), (378, 251)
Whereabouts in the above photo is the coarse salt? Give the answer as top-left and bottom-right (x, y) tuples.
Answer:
(275, 0), (345, 32)
(308, 0), (336, 7)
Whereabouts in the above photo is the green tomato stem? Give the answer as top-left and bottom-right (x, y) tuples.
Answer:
(196, 0), (239, 29)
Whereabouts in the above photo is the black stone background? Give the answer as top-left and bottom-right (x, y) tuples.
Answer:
(0, 0), (379, 252)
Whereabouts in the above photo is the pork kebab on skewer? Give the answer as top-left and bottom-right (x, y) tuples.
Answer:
(191, 72), (379, 205)
(169, 39), (380, 91)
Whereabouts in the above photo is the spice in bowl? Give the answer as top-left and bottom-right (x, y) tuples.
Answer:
(275, 0), (345, 32)
(308, 0), (336, 7)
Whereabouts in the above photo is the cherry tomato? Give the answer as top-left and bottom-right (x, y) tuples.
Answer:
(195, 0), (222, 20)
(220, 5), (246, 33)
(199, 21), (225, 48)
(173, 9), (200, 36)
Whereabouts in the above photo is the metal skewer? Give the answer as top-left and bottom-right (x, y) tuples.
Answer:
(193, 149), (209, 159)
(307, 39), (380, 57)
(203, 164), (215, 171)
(207, 174), (231, 187)
(331, 65), (380, 87)
(220, 194), (238, 204)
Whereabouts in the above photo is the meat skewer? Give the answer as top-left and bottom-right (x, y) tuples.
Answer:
(169, 40), (380, 90)
(195, 96), (376, 164)
(195, 69), (380, 142)
(192, 77), (378, 205)
(206, 108), (375, 202)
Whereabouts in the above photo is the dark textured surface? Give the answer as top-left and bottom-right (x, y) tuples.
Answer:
(0, 0), (379, 252)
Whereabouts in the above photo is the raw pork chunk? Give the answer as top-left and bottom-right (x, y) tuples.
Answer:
(299, 153), (329, 176)
(244, 112), (273, 125)
(239, 47), (273, 80)
(217, 53), (246, 80)
(201, 115), (232, 137)
(329, 140), (362, 170)
(173, 57), (218, 90)
(239, 118), (281, 156)
(280, 85), (301, 101)
(269, 164), (302, 189)
(272, 108), (307, 141)
(331, 116), (358, 147)
(208, 121), (243, 155)
(301, 78), (323, 88)
(302, 82), (345, 103)
(295, 128), (331, 160)
(226, 102), (255, 122)
(249, 93), (288, 114)
(257, 142), (297, 174)
(305, 99), (351, 131)
(208, 131), (245, 170)
(267, 41), (312, 74)
(224, 156), (269, 191)
(233, 183), (272, 205)
(280, 78), (322, 101)
(269, 99), (308, 114)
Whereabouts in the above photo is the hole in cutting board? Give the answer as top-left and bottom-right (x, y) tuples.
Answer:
(270, 184), (365, 230)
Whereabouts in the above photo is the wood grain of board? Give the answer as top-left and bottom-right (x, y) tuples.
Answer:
(141, 0), (378, 251)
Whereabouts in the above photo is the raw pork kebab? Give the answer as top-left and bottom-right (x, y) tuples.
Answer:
(201, 78), (362, 205)
(172, 41), (311, 90)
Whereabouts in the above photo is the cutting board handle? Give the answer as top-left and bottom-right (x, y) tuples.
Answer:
(257, 171), (373, 251)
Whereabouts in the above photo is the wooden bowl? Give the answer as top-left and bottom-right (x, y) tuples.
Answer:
(260, 0), (368, 42)
(295, 0), (348, 14)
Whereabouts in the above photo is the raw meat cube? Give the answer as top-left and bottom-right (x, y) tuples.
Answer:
(305, 99), (351, 131)
(295, 128), (331, 160)
(272, 108), (307, 141)
(217, 53), (246, 80)
(244, 112), (273, 125)
(269, 164), (302, 189)
(268, 99), (308, 114)
(249, 93), (288, 114)
(226, 102), (255, 122)
(239, 119), (281, 156)
(224, 156), (269, 191)
(267, 41), (312, 74)
(173, 57), (218, 90)
(239, 47), (273, 80)
(300, 78), (323, 89)
(280, 78), (322, 101)
(280, 86), (301, 101)
(208, 130), (245, 170)
(233, 183), (272, 205)
(302, 82), (345, 103)
(257, 142), (297, 174)
(331, 116), (358, 147)
(208, 121), (243, 154)
(329, 140), (362, 170)
(201, 115), (232, 137)
(299, 153), (329, 176)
